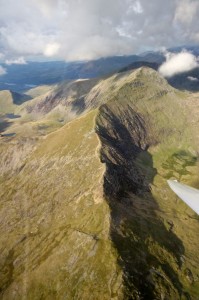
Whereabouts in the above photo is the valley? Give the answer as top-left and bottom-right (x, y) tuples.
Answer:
(0, 67), (199, 299)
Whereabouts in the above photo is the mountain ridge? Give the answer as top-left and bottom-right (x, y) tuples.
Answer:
(0, 67), (199, 299)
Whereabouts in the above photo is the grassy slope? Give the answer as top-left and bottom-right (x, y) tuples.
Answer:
(0, 67), (198, 299)
(0, 90), (21, 114)
(0, 110), (123, 299)
(24, 84), (56, 98)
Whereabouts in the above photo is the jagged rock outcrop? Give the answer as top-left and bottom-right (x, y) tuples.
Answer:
(0, 67), (199, 299)
(96, 103), (152, 199)
(95, 99), (196, 299)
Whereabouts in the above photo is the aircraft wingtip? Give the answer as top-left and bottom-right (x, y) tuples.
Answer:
(167, 179), (178, 185)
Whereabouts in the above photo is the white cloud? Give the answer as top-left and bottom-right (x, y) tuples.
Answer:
(43, 42), (60, 57)
(187, 76), (199, 81)
(159, 51), (199, 77)
(0, 0), (199, 61)
(0, 65), (6, 76)
(5, 56), (27, 65)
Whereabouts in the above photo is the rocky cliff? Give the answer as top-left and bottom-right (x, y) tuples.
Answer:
(0, 67), (199, 299)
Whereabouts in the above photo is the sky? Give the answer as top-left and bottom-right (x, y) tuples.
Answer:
(0, 0), (199, 63)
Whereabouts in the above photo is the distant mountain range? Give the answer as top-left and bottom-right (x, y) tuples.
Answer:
(0, 56), (140, 92)
(0, 45), (199, 93)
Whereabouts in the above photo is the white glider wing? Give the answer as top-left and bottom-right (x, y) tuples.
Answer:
(167, 180), (199, 215)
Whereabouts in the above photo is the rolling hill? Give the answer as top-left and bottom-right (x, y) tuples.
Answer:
(0, 67), (199, 299)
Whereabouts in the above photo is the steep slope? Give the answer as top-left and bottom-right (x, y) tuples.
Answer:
(1, 67), (186, 137)
(0, 110), (123, 299)
(96, 69), (199, 299)
(0, 67), (198, 299)
(0, 78), (100, 137)
(21, 78), (99, 116)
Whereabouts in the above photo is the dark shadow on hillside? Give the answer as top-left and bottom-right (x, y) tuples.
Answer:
(11, 90), (32, 105)
(71, 96), (86, 114)
(1, 133), (16, 137)
(0, 119), (13, 133)
(5, 113), (21, 119)
(96, 103), (188, 299)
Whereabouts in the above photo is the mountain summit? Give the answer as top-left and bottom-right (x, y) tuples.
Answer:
(0, 67), (199, 299)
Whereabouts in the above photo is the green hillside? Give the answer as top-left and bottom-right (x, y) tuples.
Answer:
(0, 68), (198, 299)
